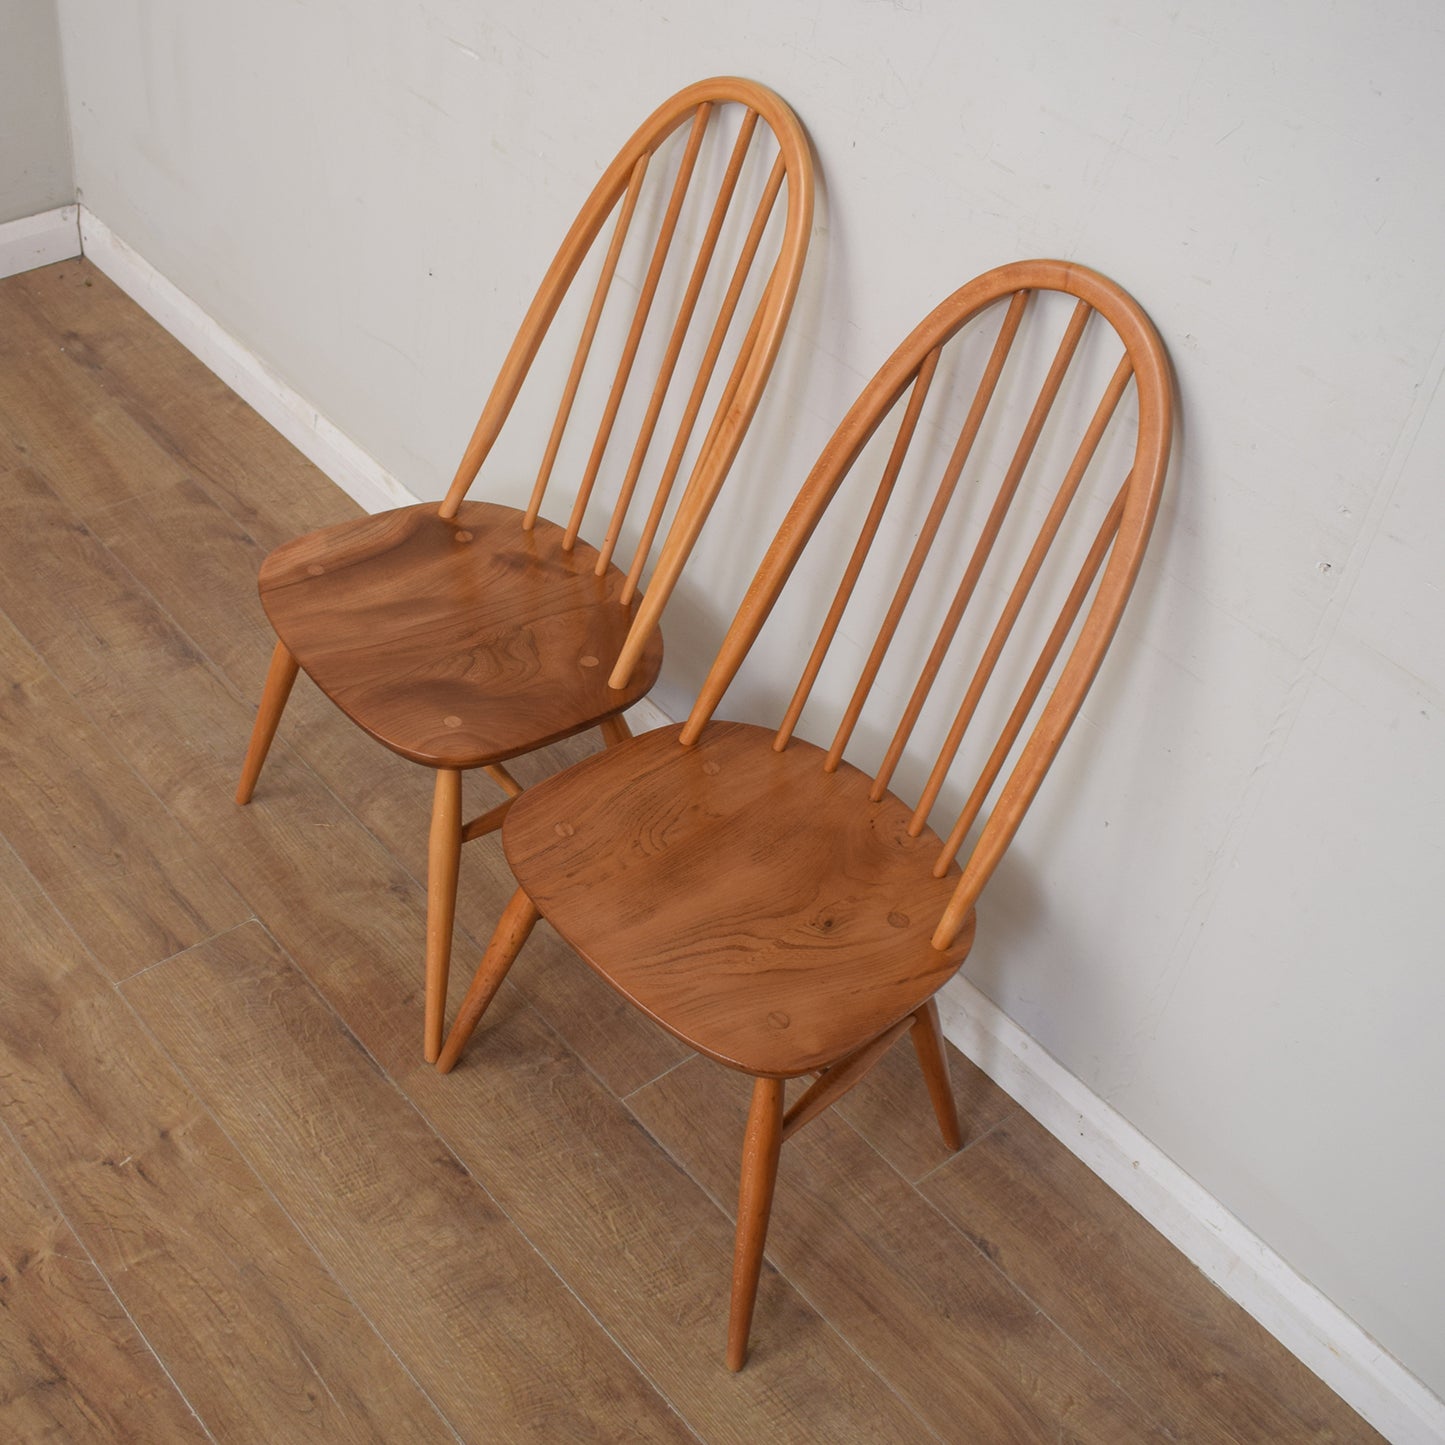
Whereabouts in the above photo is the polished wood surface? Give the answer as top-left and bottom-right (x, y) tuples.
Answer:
(499, 720), (975, 1075)
(908, 997), (964, 1151)
(445, 260), (1177, 1368)
(728, 1077), (785, 1371)
(258, 501), (664, 768)
(237, 77), (815, 1061)
(434, 886), (541, 1074)
(0, 258), (1380, 1439)
(233, 638), (298, 803)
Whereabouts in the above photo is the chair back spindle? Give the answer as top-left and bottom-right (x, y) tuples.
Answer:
(436, 79), (813, 691)
(681, 260), (1173, 954)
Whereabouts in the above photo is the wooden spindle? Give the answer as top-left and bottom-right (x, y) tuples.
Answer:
(562, 104), (714, 549)
(483, 762), (524, 797)
(599, 712), (633, 746)
(234, 640), (300, 804)
(871, 297), (1095, 799)
(825, 290), (1032, 772)
(774, 347), (942, 751)
(779, 1015), (914, 1141)
(911, 351), (1134, 835)
(524, 153), (650, 530)
(460, 796), (515, 843)
(934, 483), (1127, 874)
(605, 282), (768, 690)
(617, 153), (788, 606)
(594, 113), (761, 574)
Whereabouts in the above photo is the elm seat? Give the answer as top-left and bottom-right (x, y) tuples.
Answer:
(259, 502), (664, 770)
(503, 720), (975, 1077)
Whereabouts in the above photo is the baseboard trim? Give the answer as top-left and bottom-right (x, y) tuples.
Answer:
(0, 205), (81, 281)
(70, 205), (1443, 1442)
(76, 207), (419, 516)
(621, 698), (674, 735)
(934, 981), (1444, 1444)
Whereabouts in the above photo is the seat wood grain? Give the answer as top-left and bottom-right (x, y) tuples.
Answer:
(259, 500), (663, 768)
(504, 720), (975, 1076)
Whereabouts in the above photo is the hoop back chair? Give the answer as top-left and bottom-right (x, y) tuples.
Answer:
(436, 258), (1173, 1369)
(234, 79), (814, 1061)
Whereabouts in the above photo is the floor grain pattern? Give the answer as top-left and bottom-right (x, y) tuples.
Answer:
(0, 259), (1382, 1443)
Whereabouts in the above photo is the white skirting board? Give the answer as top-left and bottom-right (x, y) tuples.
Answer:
(933, 983), (1444, 1444)
(77, 209), (420, 517)
(73, 205), (1444, 1444)
(0, 205), (81, 281)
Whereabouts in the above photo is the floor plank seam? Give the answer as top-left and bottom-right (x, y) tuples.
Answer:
(454, 988), (959, 1438)
(10, 273), (296, 549)
(0, 1107), (221, 1444)
(10, 408), (699, 1424)
(111, 969), (471, 1445)
(39, 472), (474, 926)
(904, 1142), (1172, 1435)
(622, 1050), (700, 1101)
(911, 1106), (1019, 1189)
(4, 307), (682, 1429)
(344, 1007), (709, 1442)
(0, 367), (464, 947)
(108, 917), (261, 985)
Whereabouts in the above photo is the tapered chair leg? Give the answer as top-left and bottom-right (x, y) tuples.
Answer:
(235, 641), (300, 805)
(910, 997), (963, 1151)
(435, 887), (541, 1073)
(728, 1076), (785, 1371)
(599, 712), (632, 747)
(424, 769), (464, 1063)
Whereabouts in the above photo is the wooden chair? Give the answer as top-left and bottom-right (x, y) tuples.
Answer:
(436, 258), (1173, 1368)
(234, 79), (814, 1061)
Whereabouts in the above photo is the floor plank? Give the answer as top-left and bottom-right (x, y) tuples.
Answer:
(123, 920), (695, 1442)
(6, 261), (356, 546)
(0, 841), (463, 1445)
(0, 458), (454, 1066)
(0, 580), (249, 979)
(0, 1121), (207, 1443)
(921, 1112), (1380, 1443)
(0, 337), (192, 515)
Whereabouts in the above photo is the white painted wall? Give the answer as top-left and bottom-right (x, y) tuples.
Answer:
(53, 0), (1445, 1405)
(0, 0), (72, 223)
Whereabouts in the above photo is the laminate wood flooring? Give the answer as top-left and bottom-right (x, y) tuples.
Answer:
(0, 259), (1380, 1442)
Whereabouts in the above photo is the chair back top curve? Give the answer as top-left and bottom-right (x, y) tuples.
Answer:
(437, 77), (815, 689)
(680, 259), (1174, 952)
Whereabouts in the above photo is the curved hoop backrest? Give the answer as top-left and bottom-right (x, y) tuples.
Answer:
(437, 78), (814, 688)
(682, 260), (1173, 950)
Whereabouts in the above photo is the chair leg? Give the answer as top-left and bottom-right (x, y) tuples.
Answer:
(423, 769), (463, 1063)
(727, 1076), (785, 1372)
(910, 997), (963, 1151)
(435, 887), (541, 1074)
(234, 640), (300, 804)
(599, 713), (632, 747)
